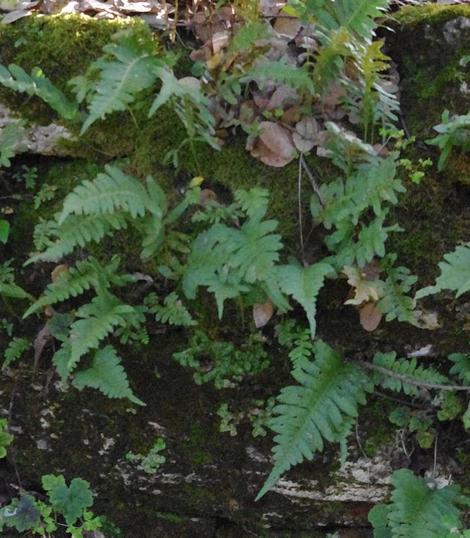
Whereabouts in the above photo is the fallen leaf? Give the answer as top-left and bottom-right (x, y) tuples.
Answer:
(249, 121), (296, 167)
(33, 324), (52, 368)
(212, 30), (230, 54)
(253, 300), (274, 328)
(273, 16), (301, 39)
(267, 85), (299, 110)
(51, 264), (69, 283)
(199, 188), (217, 205)
(343, 266), (382, 306)
(359, 302), (382, 332)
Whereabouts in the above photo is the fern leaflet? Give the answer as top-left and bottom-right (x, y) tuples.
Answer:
(276, 262), (332, 338)
(369, 469), (469, 537)
(0, 64), (78, 120)
(24, 256), (132, 318)
(257, 340), (369, 499)
(372, 352), (449, 396)
(68, 292), (136, 372)
(3, 337), (30, 369)
(416, 242), (470, 299)
(72, 345), (144, 405)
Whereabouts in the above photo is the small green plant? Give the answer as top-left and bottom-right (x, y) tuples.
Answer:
(126, 437), (166, 474)
(0, 474), (102, 537)
(427, 110), (470, 171)
(0, 419), (13, 458)
(368, 469), (470, 537)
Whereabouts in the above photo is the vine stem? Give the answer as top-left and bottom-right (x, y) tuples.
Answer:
(357, 360), (470, 392)
(300, 154), (324, 207)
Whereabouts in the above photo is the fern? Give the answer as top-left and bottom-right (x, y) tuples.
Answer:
(75, 42), (159, 133)
(146, 292), (196, 327)
(59, 165), (150, 224)
(0, 261), (33, 301)
(416, 242), (470, 300)
(369, 469), (469, 537)
(0, 122), (24, 167)
(377, 263), (417, 324)
(276, 262), (332, 338)
(24, 256), (132, 318)
(0, 64), (78, 120)
(449, 353), (470, 384)
(372, 352), (449, 396)
(182, 189), (285, 317)
(27, 213), (129, 265)
(72, 345), (144, 405)
(276, 321), (314, 370)
(67, 292), (136, 372)
(241, 60), (315, 94)
(3, 337), (30, 369)
(257, 340), (369, 499)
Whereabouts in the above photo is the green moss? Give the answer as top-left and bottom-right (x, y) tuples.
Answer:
(395, 4), (470, 26)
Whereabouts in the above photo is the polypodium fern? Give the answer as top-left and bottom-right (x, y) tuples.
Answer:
(67, 291), (136, 372)
(73, 41), (159, 133)
(257, 340), (370, 499)
(416, 242), (470, 300)
(368, 469), (469, 537)
(0, 64), (78, 120)
(24, 256), (132, 318)
(2, 337), (30, 370)
(276, 262), (332, 338)
(59, 165), (150, 224)
(372, 352), (449, 396)
(0, 122), (24, 167)
(72, 345), (144, 405)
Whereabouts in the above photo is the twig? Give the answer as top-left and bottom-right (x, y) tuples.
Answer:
(300, 154), (325, 207)
(297, 156), (305, 264)
(357, 360), (470, 392)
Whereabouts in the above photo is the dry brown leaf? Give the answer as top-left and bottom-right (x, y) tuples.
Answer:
(258, 121), (295, 164)
(51, 264), (69, 283)
(359, 302), (382, 332)
(293, 116), (319, 153)
(267, 85), (299, 110)
(250, 139), (293, 168)
(253, 300), (274, 328)
(273, 16), (301, 39)
(199, 188), (217, 205)
(343, 266), (381, 306)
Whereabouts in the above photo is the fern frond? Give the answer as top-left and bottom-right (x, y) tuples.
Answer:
(147, 292), (196, 327)
(276, 262), (332, 337)
(72, 345), (144, 405)
(372, 352), (448, 396)
(0, 122), (24, 167)
(377, 265), (417, 324)
(79, 43), (158, 133)
(242, 60), (314, 93)
(27, 213), (129, 264)
(449, 353), (470, 384)
(369, 469), (467, 537)
(24, 256), (131, 318)
(68, 292), (135, 372)
(3, 337), (30, 369)
(0, 64), (78, 120)
(59, 166), (149, 224)
(416, 242), (470, 300)
(257, 340), (369, 499)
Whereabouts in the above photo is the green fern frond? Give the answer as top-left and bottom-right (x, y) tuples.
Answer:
(27, 213), (129, 264)
(3, 337), (30, 369)
(0, 122), (25, 167)
(369, 469), (468, 537)
(276, 262), (332, 338)
(276, 321), (314, 370)
(24, 256), (131, 318)
(242, 60), (314, 93)
(78, 43), (158, 133)
(0, 64), (78, 120)
(147, 292), (196, 327)
(72, 345), (144, 405)
(377, 264), (417, 324)
(59, 165), (149, 224)
(372, 352), (448, 396)
(257, 340), (369, 499)
(68, 292), (136, 372)
(416, 242), (470, 300)
(449, 353), (470, 384)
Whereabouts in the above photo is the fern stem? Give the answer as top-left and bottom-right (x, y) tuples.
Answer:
(358, 360), (470, 392)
